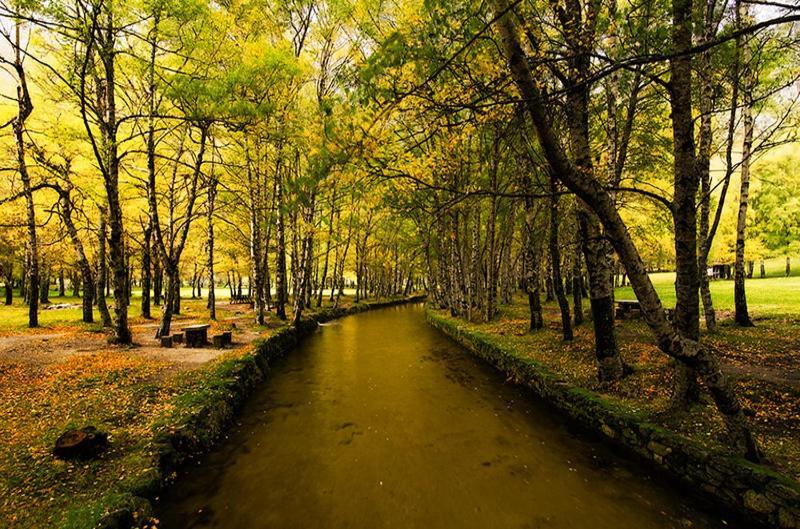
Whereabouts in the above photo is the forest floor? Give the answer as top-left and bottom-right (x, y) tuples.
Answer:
(429, 285), (800, 484)
(0, 293), (365, 529)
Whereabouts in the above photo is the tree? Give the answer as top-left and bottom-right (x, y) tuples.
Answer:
(1, 13), (38, 327)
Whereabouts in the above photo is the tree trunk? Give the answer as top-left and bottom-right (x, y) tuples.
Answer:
(667, 0), (703, 408)
(578, 208), (626, 381)
(523, 218), (543, 331)
(141, 220), (152, 318)
(247, 161), (266, 325)
(274, 169), (287, 320)
(99, 4), (131, 344)
(153, 250), (162, 306)
(59, 189), (94, 323)
(734, 3), (755, 327)
(97, 214), (113, 328)
(157, 267), (178, 338)
(317, 190), (336, 308)
(571, 229), (584, 326)
(12, 21), (38, 327)
(207, 172), (217, 320)
(549, 179), (573, 341)
(696, 0), (718, 333)
(486, 167), (498, 321)
(173, 277), (181, 315)
(40, 271), (49, 304)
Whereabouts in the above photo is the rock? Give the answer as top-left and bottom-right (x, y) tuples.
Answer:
(743, 489), (775, 515)
(647, 440), (672, 457)
(96, 496), (152, 529)
(778, 507), (798, 528)
(599, 422), (616, 439)
(53, 426), (109, 459)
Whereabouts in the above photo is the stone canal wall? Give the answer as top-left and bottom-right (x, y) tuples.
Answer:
(98, 295), (426, 528)
(426, 309), (800, 529)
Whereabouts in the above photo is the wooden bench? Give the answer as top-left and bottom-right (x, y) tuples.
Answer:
(212, 331), (232, 348)
(183, 324), (210, 348)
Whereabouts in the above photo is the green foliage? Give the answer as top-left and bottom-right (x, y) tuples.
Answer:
(751, 147), (800, 255)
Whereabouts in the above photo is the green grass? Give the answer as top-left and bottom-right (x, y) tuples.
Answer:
(0, 287), (240, 333)
(615, 256), (800, 317)
(0, 295), (91, 332)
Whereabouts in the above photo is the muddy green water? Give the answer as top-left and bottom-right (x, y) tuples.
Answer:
(158, 303), (735, 529)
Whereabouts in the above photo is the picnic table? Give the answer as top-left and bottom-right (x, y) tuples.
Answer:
(183, 324), (211, 347)
(616, 300), (675, 322)
(229, 293), (253, 305)
(615, 300), (641, 319)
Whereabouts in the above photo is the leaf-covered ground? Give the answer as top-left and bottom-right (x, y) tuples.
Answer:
(431, 294), (800, 482)
(0, 295), (362, 528)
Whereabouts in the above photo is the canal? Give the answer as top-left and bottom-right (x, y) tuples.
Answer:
(158, 303), (734, 528)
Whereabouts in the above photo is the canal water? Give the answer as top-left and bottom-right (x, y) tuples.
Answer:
(158, 303), (735, 529)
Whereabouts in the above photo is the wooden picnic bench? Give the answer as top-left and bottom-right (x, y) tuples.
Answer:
(183, 324), (211, 347)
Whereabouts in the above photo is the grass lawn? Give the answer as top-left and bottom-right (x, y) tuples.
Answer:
(615, 256), (800, 317)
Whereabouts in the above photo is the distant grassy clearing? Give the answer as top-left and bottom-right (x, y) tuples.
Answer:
(615, 257), (800, 317)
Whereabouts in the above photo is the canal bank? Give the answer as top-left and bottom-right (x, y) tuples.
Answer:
(425, 308), (800, 529)
(94, 295), (426, 529)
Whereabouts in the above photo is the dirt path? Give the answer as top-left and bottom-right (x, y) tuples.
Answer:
(0, 313), (266, 370)
(721, 361), (800, 390)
